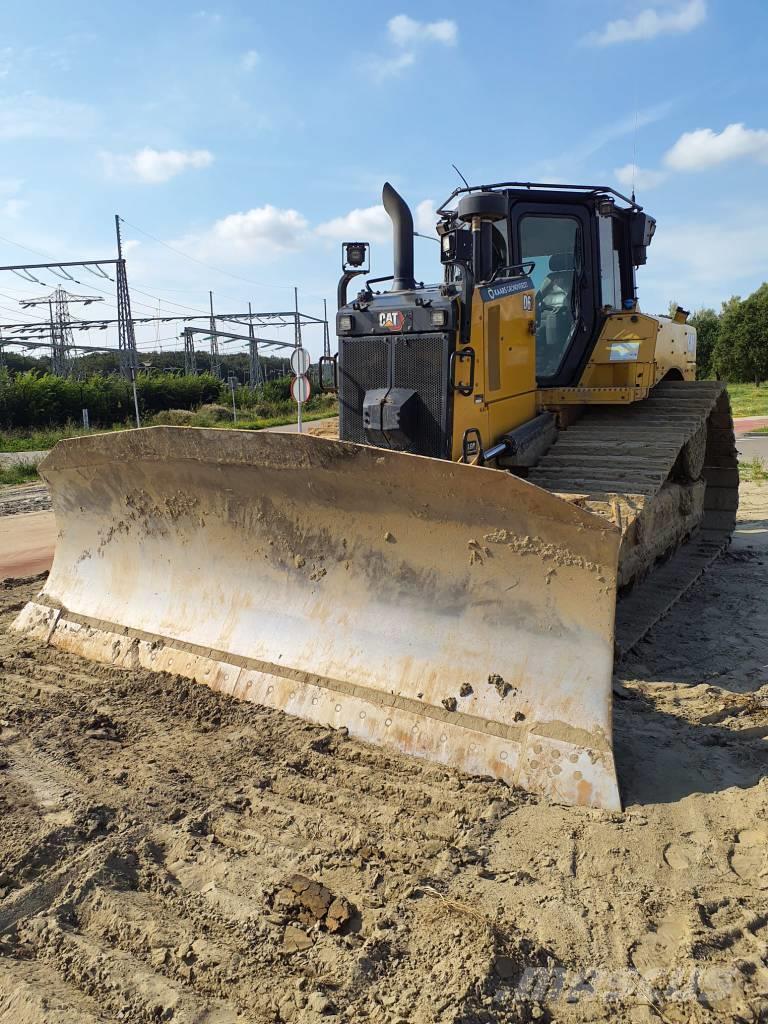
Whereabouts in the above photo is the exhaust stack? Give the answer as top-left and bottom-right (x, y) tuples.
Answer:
(382, 182), (415, 291)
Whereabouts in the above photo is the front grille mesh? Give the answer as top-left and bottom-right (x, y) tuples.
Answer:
(338, 333), (450, 457)
(338, 338), (388, 445)
(392, 336), (448, 457)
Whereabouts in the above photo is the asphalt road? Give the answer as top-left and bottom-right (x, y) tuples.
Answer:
(0, 450), (48, 469)
(737, 435), (768, 463)
(267, 416), (338, 434)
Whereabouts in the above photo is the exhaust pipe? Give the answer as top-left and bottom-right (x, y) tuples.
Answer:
(382, 182), (415, 291)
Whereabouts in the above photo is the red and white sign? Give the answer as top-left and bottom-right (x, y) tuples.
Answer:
(291, 374), (311, 404)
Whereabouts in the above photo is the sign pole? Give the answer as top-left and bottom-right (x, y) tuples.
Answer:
(129, 366), (140, 428)
(228, 373), (238, 424)
(294, 287), (302, 434)
(290, 344), (311, 435)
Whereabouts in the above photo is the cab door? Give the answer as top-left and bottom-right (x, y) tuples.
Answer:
(510, 202), (598, 387)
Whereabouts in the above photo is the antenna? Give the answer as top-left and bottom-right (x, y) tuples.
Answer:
(452, 164), (470, 189)
(631, 79), (639, 204)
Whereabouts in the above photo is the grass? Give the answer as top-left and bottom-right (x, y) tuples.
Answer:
(234, 408), (336, 430)
(0, 461), (40, 486)
(725, 383), (768, 418)
(0, 399), (339, 452)
(0, 424), (101, 452)
(740, 456), (768, 483)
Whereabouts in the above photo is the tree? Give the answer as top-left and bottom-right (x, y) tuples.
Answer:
(689, 307), (720, 379)
(714, 287), (768, 384)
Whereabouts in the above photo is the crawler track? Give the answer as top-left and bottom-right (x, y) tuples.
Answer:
(530, 380), (739, 654)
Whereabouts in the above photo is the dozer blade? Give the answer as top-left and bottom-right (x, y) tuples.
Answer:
(15, 427), (622, 809)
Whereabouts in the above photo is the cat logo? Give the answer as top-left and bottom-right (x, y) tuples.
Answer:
(379, 310), (405, 331)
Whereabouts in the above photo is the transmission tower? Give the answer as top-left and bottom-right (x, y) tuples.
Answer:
(247, 302), (265, 390)
(209, 291), (221, 378)
(20, 288), (103, 376)
(323, 298), (331, 358)
(182, 327), (197, 375)
(115, 215), (138, 378)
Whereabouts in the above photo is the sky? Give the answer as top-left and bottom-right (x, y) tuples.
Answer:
(0, 0), (767, 359)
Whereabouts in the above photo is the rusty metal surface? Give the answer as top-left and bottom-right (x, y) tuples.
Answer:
(14, 427), (622, 809)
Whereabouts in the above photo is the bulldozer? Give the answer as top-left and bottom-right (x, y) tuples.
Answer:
(14, 180), (738, 811)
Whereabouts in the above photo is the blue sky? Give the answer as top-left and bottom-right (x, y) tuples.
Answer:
(0, 0), (767, 358)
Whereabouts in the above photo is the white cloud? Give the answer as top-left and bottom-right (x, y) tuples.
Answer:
(365, 14), (458, 81)
(241, 49), (260, 72)
(414, 199), (437, 235)
(614, 163), (667, 190)
(642, 211), (768, 302)
(101, 147), (214, 184)
(387, 14), (458, 47)
(316, 197), (438, 242)
(555, 101), (673, 166)
(316, 203), (392, 243)
(664, 123), (768, 171)
(585, 0), (705, 46)
(369, 51), (416, 82)
(178, 205), (310, 263)
(0, 93), (97, 140)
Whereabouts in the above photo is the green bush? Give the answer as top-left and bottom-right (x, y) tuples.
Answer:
(0, 369), (223, 430)
(0, 460), (40, 486)
(259, 377), (292, 403)
(150, 409), (197, 426)
(193, 403), (233, 425)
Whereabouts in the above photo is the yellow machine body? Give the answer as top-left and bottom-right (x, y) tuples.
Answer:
(451, 291), (698, 458)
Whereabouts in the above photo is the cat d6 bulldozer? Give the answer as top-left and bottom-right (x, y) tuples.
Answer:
(15, 179), (737, 811)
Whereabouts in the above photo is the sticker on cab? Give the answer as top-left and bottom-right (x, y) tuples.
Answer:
(608, 341), (641, 362)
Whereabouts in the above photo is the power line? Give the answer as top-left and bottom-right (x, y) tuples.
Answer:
(119, 216), (323, 297)
(0, 228), (215, 319)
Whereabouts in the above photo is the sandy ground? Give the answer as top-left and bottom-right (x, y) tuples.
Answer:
(0, 510), (56, 578)
(0, 483), (765, 1023)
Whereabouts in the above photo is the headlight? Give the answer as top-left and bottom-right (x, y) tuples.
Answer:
(430, 309), (448, 328)
(338, 314), (355, 332)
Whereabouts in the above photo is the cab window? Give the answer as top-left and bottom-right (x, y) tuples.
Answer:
(520, 215), (582, 377)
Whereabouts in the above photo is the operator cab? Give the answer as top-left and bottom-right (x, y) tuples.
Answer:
(436, 182), (656, 388)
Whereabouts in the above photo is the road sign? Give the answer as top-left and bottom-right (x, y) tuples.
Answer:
(291, 374), (311, 404)
(290, 347), (311, 376)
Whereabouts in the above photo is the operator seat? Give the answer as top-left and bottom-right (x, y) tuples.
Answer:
(536, 252), (575, 374)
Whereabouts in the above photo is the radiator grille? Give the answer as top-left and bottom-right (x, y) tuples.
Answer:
(338, 333), (451, 458)
(392, 335), (450, 457)
(338, 337), (389, 445)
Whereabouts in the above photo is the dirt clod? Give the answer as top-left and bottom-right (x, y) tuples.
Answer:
(272, 873), (353, 933)
(488, 672), (516, 699)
